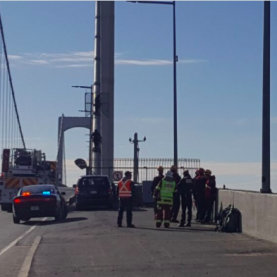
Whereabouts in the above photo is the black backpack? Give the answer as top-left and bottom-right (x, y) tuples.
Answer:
(217, 205), (241, 233)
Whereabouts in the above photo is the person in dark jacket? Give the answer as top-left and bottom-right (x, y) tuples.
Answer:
(193, 168), (206, 222)
(202, 169), (217, 223)
(151, 166), (164, 216)
(177, 170), (193, 227)
(91, 129), (102, 153)
(170, 165), (181, 223)
(192, 170), (199, 220)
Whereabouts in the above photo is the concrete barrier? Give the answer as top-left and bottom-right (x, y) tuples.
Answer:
(218, 189), (277, 243)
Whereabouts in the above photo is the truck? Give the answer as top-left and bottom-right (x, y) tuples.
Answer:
(0, 148), (56, 212)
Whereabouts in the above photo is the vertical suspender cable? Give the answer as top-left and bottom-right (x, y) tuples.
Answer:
(0, 38), (2, 155)
(0, 13), (25, 149)
(2, 59), (5, 149)
(63, 135), (66, 186)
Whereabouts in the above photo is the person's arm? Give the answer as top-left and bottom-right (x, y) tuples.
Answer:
(154, 181), (162, 199)
(151, 177), (158, 195)
(131, 181), (136, 198)
(176, 179), (183, 193)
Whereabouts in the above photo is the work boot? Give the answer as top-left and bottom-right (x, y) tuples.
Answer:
(127, 224), (135, 228)
(178, 221), (185, 227)
(185, 222), (191, 227)
(117, 224), (122, 227)
(156, 222), (162, 228)
(171, 218), (179, 223)
(164, 223), (170, 228)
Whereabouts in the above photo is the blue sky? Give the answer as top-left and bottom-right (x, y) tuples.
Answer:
(1, 1), (277, 191)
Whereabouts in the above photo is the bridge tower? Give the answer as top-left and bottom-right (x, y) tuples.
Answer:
(92, 1), (115, 179)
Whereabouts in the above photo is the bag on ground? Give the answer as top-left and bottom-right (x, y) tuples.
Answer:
(217, 205), (241, 233)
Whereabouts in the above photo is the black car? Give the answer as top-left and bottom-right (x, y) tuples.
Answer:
(12, 185), (68, 224)
(74, 175), (113, 210)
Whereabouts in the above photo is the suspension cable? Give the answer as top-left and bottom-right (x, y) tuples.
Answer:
(0, 13), (25, 149)
(63, 135), (67, 186)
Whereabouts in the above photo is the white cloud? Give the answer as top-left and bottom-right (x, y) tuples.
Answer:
(8, 50), (206, 68)
(8, 55), (23, 60)
(116, 58), (207, 66)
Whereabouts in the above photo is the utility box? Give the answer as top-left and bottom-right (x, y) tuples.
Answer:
(142, 181), (154, 205)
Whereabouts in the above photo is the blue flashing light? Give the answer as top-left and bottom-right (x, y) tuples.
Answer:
(42, 191), (51, 195)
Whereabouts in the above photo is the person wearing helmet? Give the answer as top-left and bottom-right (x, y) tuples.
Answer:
(177, 170), (193, 227)
(151, 166), (164, 216)
(202, 169), (217, 224)
(193, 168), (206, 222)
(153, 171), (177, 228)
(170, 165), (181, 223)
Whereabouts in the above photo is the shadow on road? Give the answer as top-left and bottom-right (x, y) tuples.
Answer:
(71, 206), (148, 212)
(134, 226), (215, 233)
(23, 217), (88, 226)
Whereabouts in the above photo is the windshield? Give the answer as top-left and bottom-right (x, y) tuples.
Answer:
(21, 185), (56, 194)
(78, 177), (110, 188)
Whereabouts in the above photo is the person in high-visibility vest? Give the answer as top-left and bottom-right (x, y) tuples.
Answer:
(170, 165), (181, 223)
(154, 171), (177, 228)
(151, 166), (164, 216)
(117, 171), (136, 228)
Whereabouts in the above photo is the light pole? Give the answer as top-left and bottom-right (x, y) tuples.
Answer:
(261, 1), (271, 193)
(129, 1), (178, 168)
(129, 133), (146, 183)
(72, 85), (93, 175)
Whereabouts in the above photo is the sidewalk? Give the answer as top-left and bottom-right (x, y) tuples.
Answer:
(30, 208), (277, 277)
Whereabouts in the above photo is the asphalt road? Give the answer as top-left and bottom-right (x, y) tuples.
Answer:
(1, 198), (277, 277)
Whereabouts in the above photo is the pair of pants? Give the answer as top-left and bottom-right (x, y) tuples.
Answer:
(195, 194), (205, 221)
(117, 198), (133, 226)
(171, 192), (180, 220)
(203, 198), (215, 222)
(180, 196), (192, 224)
(155, 204), (172, 227)
(153, 198), (157, 216)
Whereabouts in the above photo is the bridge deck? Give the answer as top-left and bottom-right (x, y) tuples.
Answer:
(32, 207), (277, 277)
(0, 199), (277, 277)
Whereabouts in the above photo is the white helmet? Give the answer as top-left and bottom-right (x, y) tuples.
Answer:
(165, 171), (173, 178)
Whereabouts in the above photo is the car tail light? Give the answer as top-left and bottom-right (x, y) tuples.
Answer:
(22, 192), (31, 197)
(14, 198), (21, 204)
(75, 187), (79, 195)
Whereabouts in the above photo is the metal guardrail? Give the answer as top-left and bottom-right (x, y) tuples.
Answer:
(90, 158), (200, 183)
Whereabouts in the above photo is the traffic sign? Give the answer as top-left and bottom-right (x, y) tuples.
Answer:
(113, 171), (123, 182)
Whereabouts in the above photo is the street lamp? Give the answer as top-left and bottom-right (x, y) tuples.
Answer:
(128, 1), (178, 168)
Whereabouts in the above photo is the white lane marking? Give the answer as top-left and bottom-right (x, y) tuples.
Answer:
(17, 236), (41, 277)
(0, 217), (47, 256)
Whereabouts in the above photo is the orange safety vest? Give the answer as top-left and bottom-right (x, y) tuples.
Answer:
(118, 179), (132, 198)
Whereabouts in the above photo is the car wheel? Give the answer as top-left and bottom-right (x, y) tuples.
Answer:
(7, 204), (13, 213)
(107, 202), (114, 210)
(21, 218), (30, 222)
(62, 205), (68, 220)
(75, 203), (82, 211)
(1, 204), (7, 211)
(13, 215), (20, 224)
(55, 209), (62, 222)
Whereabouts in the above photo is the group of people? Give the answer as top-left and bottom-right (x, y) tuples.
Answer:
(151, 166), (217, 228)
(116, 166), (216, 229)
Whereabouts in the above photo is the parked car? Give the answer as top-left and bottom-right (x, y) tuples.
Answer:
(12, 184), (67, 224)
(74, 175), (113, 210)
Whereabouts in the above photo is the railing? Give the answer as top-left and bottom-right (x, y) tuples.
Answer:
(90, 158), (201, 183)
